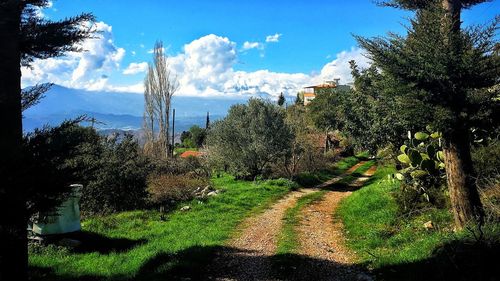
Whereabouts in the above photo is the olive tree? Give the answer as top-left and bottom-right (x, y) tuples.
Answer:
(207, 98), (294, 179)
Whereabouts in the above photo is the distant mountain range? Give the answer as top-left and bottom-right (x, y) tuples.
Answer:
(23, 85), (250, 133)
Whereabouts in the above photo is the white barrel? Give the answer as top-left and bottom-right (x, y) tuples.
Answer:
(32, 184), (83, 235)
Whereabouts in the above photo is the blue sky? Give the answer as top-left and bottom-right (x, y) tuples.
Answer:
(23, 0), (499, 97)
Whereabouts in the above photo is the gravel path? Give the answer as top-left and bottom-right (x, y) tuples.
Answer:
(292, 165), (377, 281)
(293, 191), (367, 281)
(208, 189), (317, 281)
(206, 162), (376, 281)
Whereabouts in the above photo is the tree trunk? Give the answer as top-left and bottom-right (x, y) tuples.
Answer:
(440, 0), (484, 230)
(443, 127), (484, 230)
(442, 0), (461, 33)
(0, 1), (27, 280)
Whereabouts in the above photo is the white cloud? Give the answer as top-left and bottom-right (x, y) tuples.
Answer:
(22, 21), (126, 91)
(165, 34), (311, 97)
(265, 33), (282, 43)
(21, 26), (371, 97)
(242, 41), (263, 50)
(319, 47), (370, 84)
(123, 62), (148, 75)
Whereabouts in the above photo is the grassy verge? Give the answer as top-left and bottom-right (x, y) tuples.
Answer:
(29, 175), (293, 281)
(338, 165), (500, 281)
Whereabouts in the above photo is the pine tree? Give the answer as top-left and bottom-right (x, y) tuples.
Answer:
(0, 1), (95, 279)
(295, 93), (303, 105)
(357, 0), (499, 229)
(206, 111), (210, 129)
(277, 92), (285, 106)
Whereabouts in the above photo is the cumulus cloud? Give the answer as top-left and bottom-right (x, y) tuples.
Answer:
(165, 34), (311, 98)
(265, 33), (282, 43)
(21, 21), (126, 91)
(242, 41), (263, 50)
(319, 47), (370, 84)
(123, 62), (148, 75)
(22, 25), (371, 97)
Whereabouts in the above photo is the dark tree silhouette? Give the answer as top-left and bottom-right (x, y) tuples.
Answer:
(0, 1), (95, 279)
(277, 92), (285, 106)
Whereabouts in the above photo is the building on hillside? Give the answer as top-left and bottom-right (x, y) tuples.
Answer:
(302, 79), (339, 106)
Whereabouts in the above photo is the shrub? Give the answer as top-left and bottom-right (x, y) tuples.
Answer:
(152, 156), (210, 179)
(147, 174), (209, 207)
(81, 134), (151, 215)
(472, 139), (500, 187)
(22, 120), (102, 218)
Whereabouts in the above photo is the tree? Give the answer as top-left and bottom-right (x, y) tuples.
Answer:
(294, 92), (303, 105)
(189, 125), (207, 148)
(277, 92), (285, 106)
(0, 1), (95, 279)
(280, 104), (322, 178)
(81, 134), (151, 215)
(206, 111), (210, 129)
(357, 0), (499, 228)
(207, 98), (293, 179)
(180, 125), (207, 148)
(143, 41), (178, 159)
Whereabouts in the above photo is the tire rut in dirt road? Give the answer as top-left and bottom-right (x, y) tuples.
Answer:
(315, 161), (367, 189)
(207, 188), (317, 281)
(291, 165), (377, 281)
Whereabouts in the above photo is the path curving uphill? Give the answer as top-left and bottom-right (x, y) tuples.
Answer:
(206, 161), (376, 281)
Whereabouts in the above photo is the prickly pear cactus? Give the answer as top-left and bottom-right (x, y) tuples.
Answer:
(394, 127), (446, 203)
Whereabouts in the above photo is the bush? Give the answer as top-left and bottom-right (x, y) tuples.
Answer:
(152, 156), (210, 179)
(81, 134), (151, 215)
(472, 139), (500, 187)
(22, 120), (102, 218)
(147, 174), (210, 207)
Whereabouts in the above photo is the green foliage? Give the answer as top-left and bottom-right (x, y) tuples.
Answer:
(207, 98), (294, 179)
(308, 63), (434, 153)
(180, 125), (207, 148)
(472, 138), (500, 187)
(395, 128), (447, 213)
(294, 92), (303, 105)
(276, 104), (325, 178)
(81, 134), (151, 215)
(355, 5), (499, 136)
(20, 1), (96, 67)
(22, 120), (102, 217)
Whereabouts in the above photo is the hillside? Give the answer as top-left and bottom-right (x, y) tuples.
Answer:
(23, 85), (249, 132)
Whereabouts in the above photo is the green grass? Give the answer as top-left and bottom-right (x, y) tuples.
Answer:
(338, 165), (500, 281)
(333, 160), (376, 187)
(276, 191), (327, 255)
(29, 175), (293, 281)
(338, 166), (453, 267)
